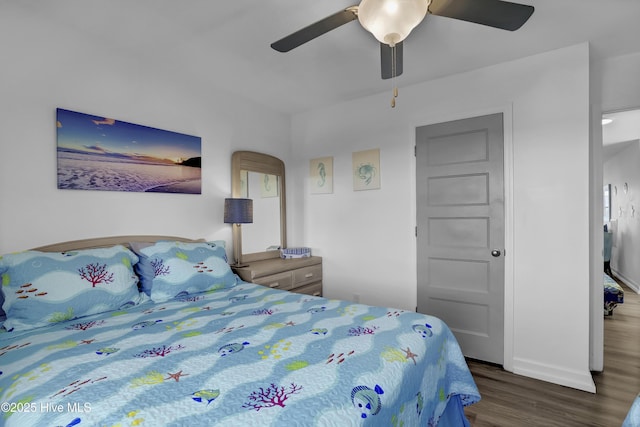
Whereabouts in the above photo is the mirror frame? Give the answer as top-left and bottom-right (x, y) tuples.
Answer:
(231, 151), (287, 263)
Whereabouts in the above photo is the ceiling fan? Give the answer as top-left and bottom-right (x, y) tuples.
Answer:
(271, 0), (534, 80)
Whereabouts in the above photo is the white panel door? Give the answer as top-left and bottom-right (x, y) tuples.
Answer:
(416, 113), (505, 365)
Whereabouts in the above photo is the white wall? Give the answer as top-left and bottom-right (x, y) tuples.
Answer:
(291, 43), (595, 392)
(600, 52), (640, 113)
(0, 8), (292, 254)
(604, 142), (640, 292)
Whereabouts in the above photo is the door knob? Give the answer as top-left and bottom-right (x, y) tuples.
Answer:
(491, 249), (501, 257)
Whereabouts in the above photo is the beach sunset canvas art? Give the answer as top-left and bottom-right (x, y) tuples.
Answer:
(56, 108), (202, 194)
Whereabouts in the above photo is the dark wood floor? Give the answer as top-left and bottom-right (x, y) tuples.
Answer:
(464, 278), (640, 426)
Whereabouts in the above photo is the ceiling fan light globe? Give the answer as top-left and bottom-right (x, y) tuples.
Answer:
(358, 0), (429, 45)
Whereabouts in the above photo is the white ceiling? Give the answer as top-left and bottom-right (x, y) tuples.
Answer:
(602, 109), (640, 159)
(5, 0), (640, 116)
(603, 109), (640, 146)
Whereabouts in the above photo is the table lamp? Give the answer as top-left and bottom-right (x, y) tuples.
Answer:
(224, 198), (253, 267)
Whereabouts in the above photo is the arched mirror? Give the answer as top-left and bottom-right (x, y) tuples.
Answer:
(231, 151), (286, 263)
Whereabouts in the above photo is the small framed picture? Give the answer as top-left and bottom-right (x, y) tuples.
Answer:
(353, 149), (380, 191)
(309, 157), (333, 194)
(261, 174), (279, 198)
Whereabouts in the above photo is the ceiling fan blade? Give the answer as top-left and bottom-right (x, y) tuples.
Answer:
(428, 0), (534, 31)
(271, 7), (358, 52)
(381, 42), (403, 79)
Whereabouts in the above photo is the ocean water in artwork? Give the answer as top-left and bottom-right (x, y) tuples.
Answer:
(57, 150), (201, 193)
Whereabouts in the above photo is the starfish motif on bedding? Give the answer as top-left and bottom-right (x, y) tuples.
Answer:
(402, 347), (418, 365)
(165, 370), (189, 382)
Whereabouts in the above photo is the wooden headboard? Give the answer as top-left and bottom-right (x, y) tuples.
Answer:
(32, 235), (204, 252)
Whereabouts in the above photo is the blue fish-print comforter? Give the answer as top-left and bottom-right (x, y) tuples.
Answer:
(624, 394), (640, 427)
(604, 273), (624, 315)
(0, 282), (480, 426)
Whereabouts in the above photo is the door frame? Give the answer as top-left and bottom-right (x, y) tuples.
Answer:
(411, 104), (515, 372)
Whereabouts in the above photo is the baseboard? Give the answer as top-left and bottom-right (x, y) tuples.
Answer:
(512, 357), (596, 393)
(612, 270), (640, 293)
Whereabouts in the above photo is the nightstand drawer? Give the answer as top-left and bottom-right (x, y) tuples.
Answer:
(232, 256), (322, 296)
(293, 265), (322, 286)
(292, 282), (322, 297)
(253, 271), (294, 290)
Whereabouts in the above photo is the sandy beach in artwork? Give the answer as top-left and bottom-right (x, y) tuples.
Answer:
(58, 151), (201, 194)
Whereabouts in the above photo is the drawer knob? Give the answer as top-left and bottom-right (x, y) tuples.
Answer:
(304, 273), (314, 278)
(269, 282), (280, 288)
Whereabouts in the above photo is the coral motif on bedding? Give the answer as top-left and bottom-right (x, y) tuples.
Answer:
(133, 344), (185, 358)
(348, 325), (378, 336)
(252, 308), (276, 315)
(150, 258), (170, 277)
(242, 383), (303, 411)
(77, 262), (114, 287)
(176, 294), (205, 303)
(66, 320), (106, 331)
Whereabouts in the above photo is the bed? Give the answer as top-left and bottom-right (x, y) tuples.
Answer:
(0, 236), (480, 426)
(604, 273), (624, 316)
(624, 393), (640, 427)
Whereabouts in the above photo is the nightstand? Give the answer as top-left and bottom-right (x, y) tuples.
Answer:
(232, 256), (322, 296)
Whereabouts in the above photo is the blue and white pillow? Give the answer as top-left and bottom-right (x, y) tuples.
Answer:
(0, 245), (145, 332)
(132, 241), (239, 302)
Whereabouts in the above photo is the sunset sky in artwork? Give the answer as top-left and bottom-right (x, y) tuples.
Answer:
(56, 109), (201, 163)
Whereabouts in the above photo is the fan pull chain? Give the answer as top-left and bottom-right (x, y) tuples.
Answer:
(390, 44), (398, 108)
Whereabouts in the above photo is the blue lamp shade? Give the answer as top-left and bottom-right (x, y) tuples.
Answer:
(224, 198), (253, 224)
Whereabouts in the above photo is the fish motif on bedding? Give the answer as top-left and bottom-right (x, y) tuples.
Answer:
(0, 281), (480, 426)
